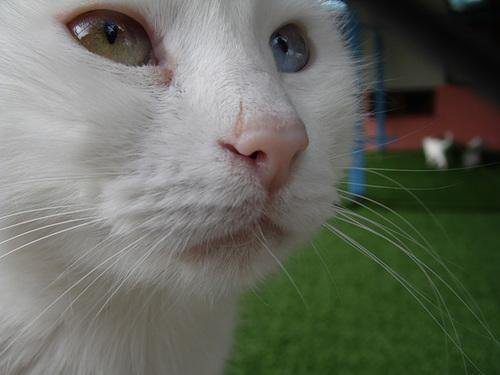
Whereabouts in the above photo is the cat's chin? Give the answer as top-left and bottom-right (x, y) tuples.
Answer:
(164, 219), (294, 296)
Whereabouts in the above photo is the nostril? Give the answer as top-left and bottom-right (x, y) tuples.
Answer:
(222, 115), (309, 193)
(221, 142), (265, 162)
(248, 151), (261, 160)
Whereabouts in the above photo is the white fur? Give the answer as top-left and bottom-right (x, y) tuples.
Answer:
(0, 1), (358, 374)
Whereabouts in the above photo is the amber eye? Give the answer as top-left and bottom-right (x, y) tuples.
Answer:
(67, 10), (153, 66)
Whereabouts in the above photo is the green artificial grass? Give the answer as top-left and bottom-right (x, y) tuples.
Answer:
(226, 152), (500, 375)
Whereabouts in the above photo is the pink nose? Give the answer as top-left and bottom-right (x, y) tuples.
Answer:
(223, 115), (309, 193)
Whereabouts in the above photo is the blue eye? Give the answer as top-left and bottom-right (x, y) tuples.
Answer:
(269, 24), (310, 73)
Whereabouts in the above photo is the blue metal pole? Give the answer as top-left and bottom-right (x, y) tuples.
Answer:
(374, 28), (387, 152)
(346, 10), (367, 198)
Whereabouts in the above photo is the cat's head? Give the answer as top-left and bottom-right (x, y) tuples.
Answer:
(0, 0), (358, 298)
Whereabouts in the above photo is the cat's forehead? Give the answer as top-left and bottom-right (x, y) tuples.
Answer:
(60, 0), (321, 18)
(57, 0), (328, 33)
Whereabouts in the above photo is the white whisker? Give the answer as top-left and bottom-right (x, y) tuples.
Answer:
(324, 222), (484, 374)
(344, 180), (458, 191)
(86, 232), (170, 330)
(348, 163), (500, 173)
(308, 239), (341, 302)
(0, 174), (121, 189)
(69, 235), (152, 331)
(354, 167), (454, 249)
(0, 207), (95, 232)
(0, 205), (93, 222)
(339, 176), (498, 348)
(0, 217), (101, 260)
(252, 225), (308, 310)
(0, 230), (144, 359)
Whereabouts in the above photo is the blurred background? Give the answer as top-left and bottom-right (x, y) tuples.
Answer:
(227, 1), (500, 374)
(352, 0), (500, 155)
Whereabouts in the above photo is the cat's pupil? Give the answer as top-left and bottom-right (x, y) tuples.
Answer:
(276, 36), (288, 53)
(104, 20), (119, 44)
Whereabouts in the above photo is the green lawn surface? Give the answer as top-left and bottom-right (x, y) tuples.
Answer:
(226, 152), (500, 375)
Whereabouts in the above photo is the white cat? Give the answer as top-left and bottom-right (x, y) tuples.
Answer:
(0, 1), (357, 374)
(422, 131), (454, 169)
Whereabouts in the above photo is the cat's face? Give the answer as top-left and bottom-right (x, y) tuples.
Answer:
(0, 0), (357, 297)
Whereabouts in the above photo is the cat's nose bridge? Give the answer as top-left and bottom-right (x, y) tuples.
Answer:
(222, 109), (309, 194)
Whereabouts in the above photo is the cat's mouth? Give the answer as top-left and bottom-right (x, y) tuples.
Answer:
(180, 218), (283, 262)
